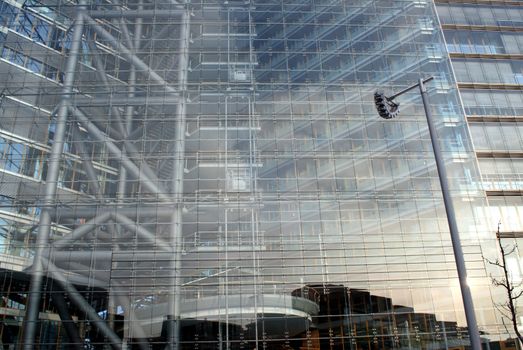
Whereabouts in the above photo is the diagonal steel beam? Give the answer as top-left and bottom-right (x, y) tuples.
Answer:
(45, 260), (123, 350)
(71, 106), (169, 201)
(73, 104), (161, 186)
(84, 32), (153, 168)
(52, 211), (112, 250)
(84, 38), (127, 136)
(51, 286), (84, 350)
(139, 24), (174, 51)
(83, 14), (179, 94)
(112, 213), (173, 252)
(72, 36), (165, 191)
(107, 0), (134, 50)
(71, 123), (123, 252)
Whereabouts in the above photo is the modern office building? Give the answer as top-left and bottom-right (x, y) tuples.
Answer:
(0, 0), (522, 349)
(436, 1), (523, 347)
(435, 0), (523, 268)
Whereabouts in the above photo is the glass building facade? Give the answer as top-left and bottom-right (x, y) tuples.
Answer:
(435, 2), (523, 348)
(435, 1), (523, 232)
(0, 0), (520, 349)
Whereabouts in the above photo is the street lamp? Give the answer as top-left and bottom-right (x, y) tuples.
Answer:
(374, 77), (482, 350)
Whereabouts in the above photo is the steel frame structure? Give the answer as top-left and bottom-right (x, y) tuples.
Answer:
(19, 2), (192, 349)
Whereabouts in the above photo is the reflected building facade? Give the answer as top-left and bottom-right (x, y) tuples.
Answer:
(0, 0), (521, 349)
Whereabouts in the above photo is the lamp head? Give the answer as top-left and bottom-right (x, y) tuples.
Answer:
(374, 91), (400, 119)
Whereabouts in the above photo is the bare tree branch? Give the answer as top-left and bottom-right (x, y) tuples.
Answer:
(487, 223), (523, 346)
(506, 246), (517, 256)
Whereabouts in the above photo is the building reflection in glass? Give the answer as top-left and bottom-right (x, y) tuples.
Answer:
(0, 0), (517, 349)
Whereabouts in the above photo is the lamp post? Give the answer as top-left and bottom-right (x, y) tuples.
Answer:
(374, 77), (482, 350)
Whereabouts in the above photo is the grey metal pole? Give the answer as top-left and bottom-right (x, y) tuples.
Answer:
(418, 78), (482, 350)
(118, 0), (143, 202)
(167, 8), (191, 350)
(21, 3), (86, 347)
(50, 206), (175, 220)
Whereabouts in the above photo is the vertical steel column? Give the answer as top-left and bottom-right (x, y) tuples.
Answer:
(167, 7), (191, 350)
(418, 79), (482, 350)
(21, 3), (86, 347)
(118, 0), (143, 201)
(112, 6), (143, 339)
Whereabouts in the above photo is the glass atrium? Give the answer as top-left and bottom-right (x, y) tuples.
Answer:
(0, 0), (514, 349)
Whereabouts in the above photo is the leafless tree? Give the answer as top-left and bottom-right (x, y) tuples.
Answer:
(485, 223), (523, 346)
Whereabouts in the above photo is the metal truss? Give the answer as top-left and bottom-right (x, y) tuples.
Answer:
(20, 1), (191, 349)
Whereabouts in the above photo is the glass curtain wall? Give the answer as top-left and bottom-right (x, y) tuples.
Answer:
(0, 0), (510, 349)
(436, 2), (523, 347)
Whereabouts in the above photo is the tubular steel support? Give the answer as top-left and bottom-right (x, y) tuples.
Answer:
(21, 3), (86, 347)
(167, 8), (191, 350)
(50, 206), (176, 220)
(140, 24), (176, 51)
(73, 109), (161, 187)
(83, 14), (179, 94)
(108, 0), (134, 50)
(45, 261), (123, 350)
(118, 1), (143, 202)
(72, 104), (162, 190)
(116, 4), (147, 331)
(112, 213), (173, 252)
(85, 35), (167, 188)
(418, 79), (482, 350)
(85, 36), (164, 192)
(84, 38), (127, 136)
(72, 95), (180, 107)
(71, 124), (122, 254)
(51, 288), (84, 350)
(88, 9), (185, 19)
(71, 107), (169, 200)
(52, 212), (112, 250)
